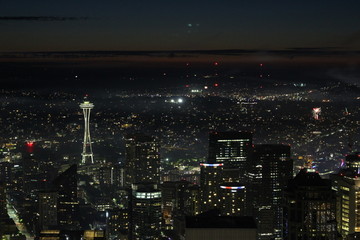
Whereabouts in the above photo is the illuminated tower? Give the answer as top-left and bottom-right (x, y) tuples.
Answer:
(208, 131), (252, 183)
(200, 162), (223, 213)
(124, 134), (160, 186)
(131, 183), (162, 240)
(80, 100), (94, 164)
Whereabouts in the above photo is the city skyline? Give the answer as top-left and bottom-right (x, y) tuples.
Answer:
(1, 1), (360, 239)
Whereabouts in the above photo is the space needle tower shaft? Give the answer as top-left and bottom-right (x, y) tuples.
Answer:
(80, 100), (94, 164)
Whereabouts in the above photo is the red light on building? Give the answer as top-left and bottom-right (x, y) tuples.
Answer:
(185, 84), (190, 88)
(259, 63), (263, 67)
(214, 62), (219, 66)
(26, 141), (35, 153)
(214, 83), (219, 87)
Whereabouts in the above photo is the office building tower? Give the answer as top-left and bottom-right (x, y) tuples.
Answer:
(184, 184), (200, 216)
(80, 99), (94, 165)
(0, 162), (12, 187)
(250, 144), (293, 240)
(22, 144), (57, 198)
(99, 164), (125, 188)
(184, 210), (257, 240)
(131, 183), (162, 240)
(219, 183), (247, 216)
(38, 191), (58, 230)
(52, 164), (79, 230)
(200, 163), (223, 213)
(106, 208), (130, 240)
(22, 148), (41, 196)
(344, 153), (360, 173)
(99, 165), (112, 186)
(331, 153), (360, 238)
(125, 134), (160, 186)
(283, 168), (336, 240)
(111, 164), (125, 188)
(162, 180), (199, 228)
(208, 131), (252, 182)
(0, 182), (7, 220)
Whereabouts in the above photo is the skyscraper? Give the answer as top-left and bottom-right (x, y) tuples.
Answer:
(162, 180), (199, 227)
(80, 99), (94, 165)
(0, 182), (7, 220)
(38, 190), (58, 230)
(208, 131), (252, 182)
(106, 207), (130, 240)
(250, 144), (293, 240)
(284, 168), (336, 240)
(52, 164), (79, 230)
(124, 134), (160, 186)
(331, 153), (360, 238)
(0, 162), (12, 187)
(200, 163), (223, 213)
(219, 183), (247, 216)
(131, 183), (162, 240)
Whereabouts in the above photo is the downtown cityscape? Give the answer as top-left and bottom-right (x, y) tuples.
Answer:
(1, 0), (360, 240)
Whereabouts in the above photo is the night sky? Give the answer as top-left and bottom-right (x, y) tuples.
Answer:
(0, 0), (359, 71)
(1, 0), (360, 51)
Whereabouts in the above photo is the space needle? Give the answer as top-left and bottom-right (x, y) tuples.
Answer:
(80, 98), (94, 165)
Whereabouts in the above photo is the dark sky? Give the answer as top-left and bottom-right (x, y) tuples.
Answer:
(1, 0), (360, 52)
(0, 1), (360, 89)
(0, 0), (360, 69)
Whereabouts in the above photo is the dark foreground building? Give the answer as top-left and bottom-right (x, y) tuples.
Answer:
(284, 168), (337, 240)
(250, 144), (293, 240)
(183, 210), (257, 240)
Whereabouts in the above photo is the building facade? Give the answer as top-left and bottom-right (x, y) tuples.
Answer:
(284, 169), (337, 240)
(131, 183), (162, 240)
(125, 134), (160, 186)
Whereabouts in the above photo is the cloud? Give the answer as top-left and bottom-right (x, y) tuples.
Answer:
(0, 48), (359, 60)
(0, 16), (88, 21)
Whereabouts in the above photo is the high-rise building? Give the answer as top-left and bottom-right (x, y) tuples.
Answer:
(99, 165), (112, 186)
(344, 153), (360, 173)
(22, 143), (57, 198)
(331, 153), (360, 238)
(0, 182), (7, 220)
(162, 181), (199, 227)
(99, 164), (125, 188)
(250, 144), (293, 240)
(208, 132), (252, 182)
(0, 162), (12, 187)
(283, 168), (337, 240)
(219, 183), (247, 216)
(185, 185), (201, 216)
(106, 208), (130, 240)
(124, 134), (160, 186)
(52, 164), (79, 230)
(131, 183), (162, 240)
(38, 191), (58, 230)
(200, 163), (223, 213)
(80, 99), (94, 165)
